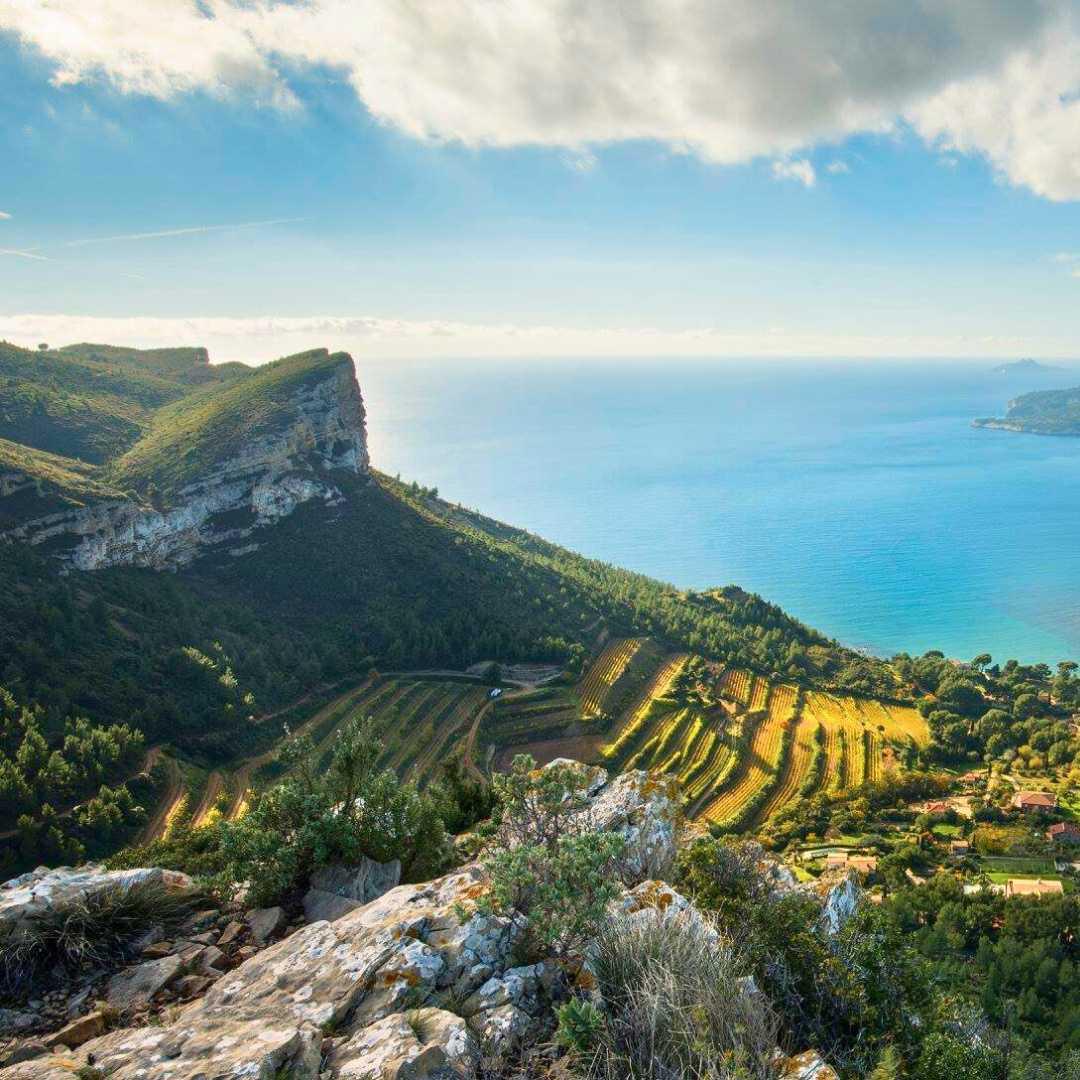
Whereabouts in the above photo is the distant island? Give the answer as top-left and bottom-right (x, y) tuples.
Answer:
(990, 358), (1062, 375)
(974, 384), (1080, 435)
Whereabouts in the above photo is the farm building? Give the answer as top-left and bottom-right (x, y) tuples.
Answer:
(1012, 791), (1058, 812)
(1047, 821), (1080, 845)
(1005, 878), (1064, 899)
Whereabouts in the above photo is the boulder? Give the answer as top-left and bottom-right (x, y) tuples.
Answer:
(43, 1011), (106, 1049)
(0, 865), (193, 939)
(821, 875), (861, 935)
(303, 858), (401, 923)
(580, 769), (680, 881)
(244, 904), (286, 945)
(5, 865), (511, 1079)
(106, 954), (184, 1013)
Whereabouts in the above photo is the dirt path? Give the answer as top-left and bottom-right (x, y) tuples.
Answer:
(189, 770), (226, 828)
(461, 701), (494, 782)
(138, 755), (185, 844)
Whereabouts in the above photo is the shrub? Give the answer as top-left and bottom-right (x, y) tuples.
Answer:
(0, 880), (195, 999)
(478, 831), (625, 958)
(556, 997), (605, 1052)
(580, 910), (778, 1080)
(216, 716), (449, 906)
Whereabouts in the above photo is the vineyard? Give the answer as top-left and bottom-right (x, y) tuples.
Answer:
(144, 647), (931, 842)
(590, 660), (931, 831)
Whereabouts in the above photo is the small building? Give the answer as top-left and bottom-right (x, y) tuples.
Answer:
(1005, 878), (1064, 899)
(848, 856), (878, 875)
(825, 852), (849, 871)
(924, 801), (951, 815)
(949, 839), (971, 856)
(1012, 791), (1058, 813)
(1047, 821), (1080, 845)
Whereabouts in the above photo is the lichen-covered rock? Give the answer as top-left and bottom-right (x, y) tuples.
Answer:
(822, 874), (861, 935)
(0, 760), (688, 1079)
(0, 865), (193, 938)
(326, 1008), (479, 1079)
(781, 1049), (840, 1079)
(583, 770), (681, 881)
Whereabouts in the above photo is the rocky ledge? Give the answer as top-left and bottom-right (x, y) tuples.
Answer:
(0, 763), (838, 1079)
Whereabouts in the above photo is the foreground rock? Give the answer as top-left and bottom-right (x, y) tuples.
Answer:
(0, 865), (193, 937)
(0, 764), (680, 1079)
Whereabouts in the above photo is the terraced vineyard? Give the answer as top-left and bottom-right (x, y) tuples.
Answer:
(576, 638), (646, 717)
(698, 683), (797, 824)
(601, 653), (690, 766)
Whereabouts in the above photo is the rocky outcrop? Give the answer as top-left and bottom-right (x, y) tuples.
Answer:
(0, 357), (368, 571)
(0, 764), (681, 1079)
(0, 865), (193, 939)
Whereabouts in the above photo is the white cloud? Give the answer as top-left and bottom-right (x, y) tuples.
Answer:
(826, 160), (850, 175)
(1052, 252), (1080, 262)
(0, 211), (11, 219)
(0, 311), (1069, 363)
(3, 1), (1080, 198)
(772, 158), (816, 188)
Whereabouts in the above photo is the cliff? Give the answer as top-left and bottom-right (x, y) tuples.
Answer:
(0, 349), (369, 570)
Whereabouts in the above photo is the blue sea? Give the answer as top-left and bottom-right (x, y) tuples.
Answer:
(360, 358), (1080, 666)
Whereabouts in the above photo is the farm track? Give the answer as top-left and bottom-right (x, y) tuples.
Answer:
(408, 688), (489, 785)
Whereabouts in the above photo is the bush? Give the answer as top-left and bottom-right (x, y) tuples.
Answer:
(215, 716), (449, 906)
(476, 754), (624, 957)
(0, 880), (195, 999)
(556, 997), (605, 1052)
(580, 910), (778, 1080)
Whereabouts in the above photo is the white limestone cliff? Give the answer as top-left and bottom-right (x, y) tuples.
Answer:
(0, 360), (368, 571)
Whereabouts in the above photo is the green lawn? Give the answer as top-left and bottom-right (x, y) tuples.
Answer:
(979, 855), (1056, 876)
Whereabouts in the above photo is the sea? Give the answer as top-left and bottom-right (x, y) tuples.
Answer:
(360, 358), (1080, 666)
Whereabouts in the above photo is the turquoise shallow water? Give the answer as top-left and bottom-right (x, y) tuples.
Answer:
(361, 358), (1080, 665)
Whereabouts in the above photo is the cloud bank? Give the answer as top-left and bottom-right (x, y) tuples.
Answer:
(0, 312), (1070, 364)
(2, 1), (1080, 199)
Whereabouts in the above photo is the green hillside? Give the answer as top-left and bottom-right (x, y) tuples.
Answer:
(0, 339), (245, 464)
(110, 348), (350, 496)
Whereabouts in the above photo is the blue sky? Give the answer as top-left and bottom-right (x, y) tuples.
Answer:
(3, 1), (1080, 362)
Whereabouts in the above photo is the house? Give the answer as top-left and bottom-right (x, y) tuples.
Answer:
(949, 839), (971, 856)
(1047, 821), (1080, 845)
(1004, 878), (1064, 899)
(1012, 791), (1057, 813)
(924, 800), (951, 815)
(848, 856), (878, 875)
(825, 852), (849, 871)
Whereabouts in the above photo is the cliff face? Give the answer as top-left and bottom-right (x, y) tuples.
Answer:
(1, 358), (369, 571)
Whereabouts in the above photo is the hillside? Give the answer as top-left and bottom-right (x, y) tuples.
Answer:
(0, 340), (243, 464)
(974, 384), (1080, 435)
(0, 340), (906, 872)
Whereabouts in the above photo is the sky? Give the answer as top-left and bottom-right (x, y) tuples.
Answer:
(3, 1), (1080, 364)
